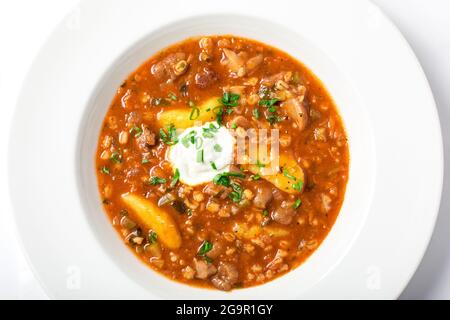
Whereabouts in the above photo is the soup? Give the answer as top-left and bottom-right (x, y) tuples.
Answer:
(96, 35), (349, 291)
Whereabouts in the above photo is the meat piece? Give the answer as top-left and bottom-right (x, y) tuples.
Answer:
(281, 98), (309, 131)
(211, 262), (239, 291)
(195, 67), (218, 89)
(136, 125), (156, 151)
(246, 54), (263, 73)
(253, 186), (273, 209)
(150, 52), (186, 81)
(271, 200), (296, 225)
(206, 241), (223, 259)
(222, 48), (245, 73)
(193, 259), (217, 280)
(228, 115), (251, 129)
(261, 72), (288, 87)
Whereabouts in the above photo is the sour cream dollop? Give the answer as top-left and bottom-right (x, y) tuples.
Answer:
(168, 122), (234, 186)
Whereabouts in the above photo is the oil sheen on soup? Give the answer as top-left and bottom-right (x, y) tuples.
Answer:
(96, 35), (349, 291)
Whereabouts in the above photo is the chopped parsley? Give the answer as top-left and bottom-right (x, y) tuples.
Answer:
(159, 124), (178, 145)
(262, 209), (269, 217)
(293, 199), (302, 209)
(259, 98), (279, 108)
(213, 144), (222, 152)
(231, 123), (237, 129)
(256, 159), (265, 168)
(210, 161), (218, 170)
(141, 158), (150, 164)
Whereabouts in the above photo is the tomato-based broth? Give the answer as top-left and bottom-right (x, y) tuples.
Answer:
(96, 36), (349, 290)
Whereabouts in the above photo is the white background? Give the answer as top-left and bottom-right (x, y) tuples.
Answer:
(0, 0), (448, 299)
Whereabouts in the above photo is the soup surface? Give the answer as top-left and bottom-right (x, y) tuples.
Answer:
(96, 35), (349, 291)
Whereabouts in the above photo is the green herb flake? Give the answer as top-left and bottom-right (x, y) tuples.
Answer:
(142, 158), (150, 164)
(253, 108), (260, 120)
(213, 144), (222, 152)
(252, 174), (261, 180)
(189, 107), (200, 120)
(221, 92), (240, 107)
(282, 168), (297, 181)
(148, 231), (158, 244)
(293, 199), (302, 209)
(129, 126), (143, 138)
(231, 123), (237, 129)
(147, 176), (167, 186)
(259, 98), (279, 107)
(168, 92), (177, 101)
(229, 183), (243, 203)
(210, 161), (218, 170)
(101, 166), (110, 175)
(196, 149), (204, 163)
(198, 240), (213, 256)
(262, 209), (269, 217)
(181, 130), (197, 148)
(153, 97), (170, 106)
(109, 151), (122, 164)
(159, 124), (178, 145)
(292, 180), (304, 191)
(170, 168), (180, 188)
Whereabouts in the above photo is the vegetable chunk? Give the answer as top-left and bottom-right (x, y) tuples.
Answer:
(157, 97), (220, 129)
(121, 193), (181, 250)
(247, 153), (305, 194)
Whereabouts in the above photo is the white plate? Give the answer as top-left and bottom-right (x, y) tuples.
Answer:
(8, 0), (443, 299)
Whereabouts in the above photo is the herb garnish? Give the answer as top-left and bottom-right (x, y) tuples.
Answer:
(170, 168), (180, 188)
(198, 240), (213, 256)
(129, 126), (143, 138)
(101, 166), (110, 175)
(293, 199), (302, 209)
(159, 124), (178, 145)
(147, 176), (167, 185)
(110, 151), (122, 164)
(148, 231), (158, 244)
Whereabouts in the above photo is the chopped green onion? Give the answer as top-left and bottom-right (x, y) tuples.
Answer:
(147, 176), (167, 185)
(159, 124), (178, 145)
(110, 152), (122, 164)
(253, 108), (260, 120)
(129, 126), (143, 138)
(170, 168), (180, 188)
(198, 240), (213, 256)
(168, 92), (177, 101)
(189, 107), (200, 120)
(292, 180), (304, 191)
(148, 231), (158, 244)
(196, 149), (204, 163)
(101, 166), (110, 175)
(283, 168), (297, 180)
